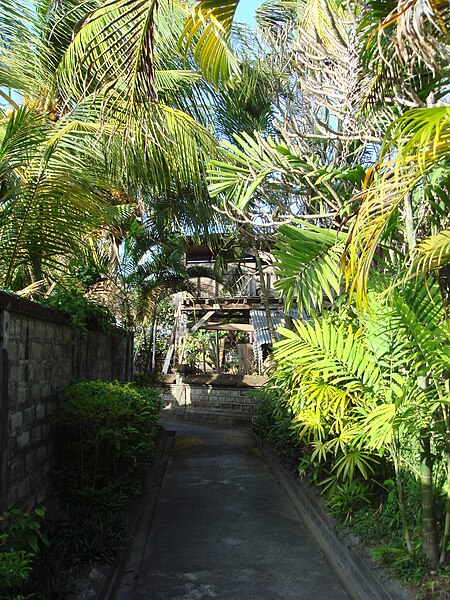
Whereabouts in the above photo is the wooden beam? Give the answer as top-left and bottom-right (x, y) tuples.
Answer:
(181, 303), (265, 312)
(189, 310), (216, 334)
(162, 344), (174, 375)
(162, 319), (177, 374)
(202, 323), (254, 332)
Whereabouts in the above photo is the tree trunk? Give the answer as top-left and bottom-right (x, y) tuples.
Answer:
(151, 318), (157, 373)
(420, 430), (439, 567)
(392, 436), (414, 557)
(440, 451), (450, 564)
(143, 326), (152, 374)
(124, 333), (132, 381)
(440, 409), (450, 564)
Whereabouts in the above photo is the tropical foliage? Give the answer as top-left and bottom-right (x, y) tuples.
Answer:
(201, 0), (450, 579)
(2, 0), (450, 588)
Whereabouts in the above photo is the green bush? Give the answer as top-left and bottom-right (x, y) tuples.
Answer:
(251, 388), (299, 463)
(40, 287), (114, 332)
(0, 508), (47, 599)
(56, 380), (161, 506)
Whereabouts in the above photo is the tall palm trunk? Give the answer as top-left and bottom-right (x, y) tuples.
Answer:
(393, 436), (414, 557)
(420, 430), (439, 567)
(438, 275), (450, 564)
(440, 414), (450, 564)
(405, 197), (439, 566)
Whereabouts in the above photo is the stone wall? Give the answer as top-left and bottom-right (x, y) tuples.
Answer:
(160, 382), (258, 417)
(0, 292), (133, 512)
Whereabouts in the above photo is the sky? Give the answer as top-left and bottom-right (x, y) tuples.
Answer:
(235, 0), (264, 27)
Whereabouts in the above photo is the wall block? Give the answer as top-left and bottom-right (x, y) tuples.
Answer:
(0, 291), (133, 512)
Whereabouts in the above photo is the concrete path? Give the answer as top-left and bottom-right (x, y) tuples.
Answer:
(121, 420), (350, 600)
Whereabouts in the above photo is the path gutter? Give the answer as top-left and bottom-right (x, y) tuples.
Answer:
(77, 428), (175, 600)
(260, 440), (412, 600)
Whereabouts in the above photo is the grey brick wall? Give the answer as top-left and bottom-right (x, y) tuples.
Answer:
(160, 383), (258, 416)
(0, 292), (133, 512)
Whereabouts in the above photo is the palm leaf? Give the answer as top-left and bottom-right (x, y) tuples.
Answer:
(179, 0), (240, 86)
(412, 228), (450, 274)
(391, 279), (449, 376)
(274, 221), (347, 313)
(345, 106), (450, 303)
(275, 318), (382, 395)
(58, 0), (160, 121)
(361, 296), (410, 399)
(0, 108), (116, 287)
(208, 132), (365, 217)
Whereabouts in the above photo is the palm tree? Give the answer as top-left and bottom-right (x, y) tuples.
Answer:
(274, 219), (450, 563)
(0, 0), (226, 292)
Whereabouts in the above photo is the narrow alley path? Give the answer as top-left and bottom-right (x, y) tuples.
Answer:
(116, 420), (350, 600)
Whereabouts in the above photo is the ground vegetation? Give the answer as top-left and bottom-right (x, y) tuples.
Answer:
(0, 380), (161, 599)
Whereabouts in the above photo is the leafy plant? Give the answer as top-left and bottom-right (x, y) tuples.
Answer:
(0, 508), (47, 598)
(251, 388), (299, 463)
(0, 503), (131, 600)
(28, 504), (128, 600)
(56, 380), (161, 505)
(327, 480), (371, 520)
(40, 286), (115, 332)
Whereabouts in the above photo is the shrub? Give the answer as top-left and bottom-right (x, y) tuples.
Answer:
(0, 508), (47, 599)
(56, 380), (161, 506)
(251, 388), (298, 462)
(40, 287), (114, 332)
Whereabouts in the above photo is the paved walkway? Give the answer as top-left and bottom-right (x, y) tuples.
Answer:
(118, 420), (350, 599)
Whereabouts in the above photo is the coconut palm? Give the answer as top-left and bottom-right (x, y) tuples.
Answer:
(0, 0), (228, 292)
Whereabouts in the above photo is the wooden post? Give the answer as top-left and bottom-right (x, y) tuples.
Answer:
(151, 319), (157, 372)
(215, 330), (220, 374)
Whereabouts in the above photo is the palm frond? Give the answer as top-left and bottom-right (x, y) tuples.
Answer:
(274, 221), (346, 313)
(0, 0), (32, 47)
(275, 318), (382, 395)
(345, 106), (450, 303)
(208, 132), (365, 217)
(179, 0), (240, 86)
(412, 228), (450, 274)
(0, 107), (116, 287)
(361, 295), (411, 392)
(391, 279), (449, 375)
(58, 0), (160, 121)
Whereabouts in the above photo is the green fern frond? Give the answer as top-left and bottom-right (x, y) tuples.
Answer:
(274, 221), (346, 313)
(275, 318), (381, 395)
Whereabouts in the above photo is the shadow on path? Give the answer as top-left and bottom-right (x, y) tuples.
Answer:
(115, 420), (350, 600)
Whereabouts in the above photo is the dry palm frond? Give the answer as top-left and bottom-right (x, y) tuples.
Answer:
(344, 106), (450, 304)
